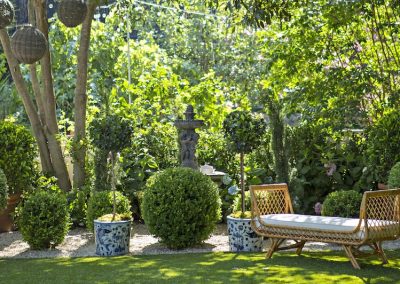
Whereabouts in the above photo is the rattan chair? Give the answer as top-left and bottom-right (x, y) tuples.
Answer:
(250, 183), (400, 269)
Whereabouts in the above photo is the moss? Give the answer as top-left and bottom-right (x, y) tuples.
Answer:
(96, 213), (132, 222)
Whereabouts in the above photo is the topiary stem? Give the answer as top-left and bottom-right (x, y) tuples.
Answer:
(240, 152), (245, 214)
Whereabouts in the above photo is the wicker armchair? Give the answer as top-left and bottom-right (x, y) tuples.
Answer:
(250, 184), (400, 269)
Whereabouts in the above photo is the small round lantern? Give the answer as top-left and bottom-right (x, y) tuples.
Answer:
(57, 0), (87, 28)
(0, 0), (14, 29)
(11, 25), (47, 64)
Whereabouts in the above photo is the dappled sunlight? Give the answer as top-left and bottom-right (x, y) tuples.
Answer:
(1, 251), (400, 283)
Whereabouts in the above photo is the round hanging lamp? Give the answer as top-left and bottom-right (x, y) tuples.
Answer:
(57, 0), (87, 28)
(0, 0), (14, 29)
(11, 25), (47, 64)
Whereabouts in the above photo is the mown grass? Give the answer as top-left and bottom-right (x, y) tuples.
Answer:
(1, 250), (399, 283)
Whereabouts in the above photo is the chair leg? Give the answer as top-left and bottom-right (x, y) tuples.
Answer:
(372, 242), (388, 264)
(343, 245), (361, 269)
(296, 240), (306, 256)
(266, 238), (280, 259)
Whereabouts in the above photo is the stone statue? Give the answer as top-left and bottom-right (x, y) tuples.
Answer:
(174, 105), (204, 169)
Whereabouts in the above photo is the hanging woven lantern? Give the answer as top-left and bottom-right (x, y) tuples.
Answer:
(0, 0), (14, 29)
(58, 0), (87, 28)
(11, 25), (47, 64)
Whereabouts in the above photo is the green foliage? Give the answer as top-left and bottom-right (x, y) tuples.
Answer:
(322, 190), (362, 218)
(89, 113), (133, 153)
(0, 168), (8, 210)
(364, 110), (400, 185)
(388, 162), (400, 189)
(86, 191), (131, 231)
(223, 110), (267, 154)
(18, 190), (70, 250)
(232, 191), (251, 213)
(142, 167), (221, 249)
(89, 113), (133, 191)
(0, 120), (37, 194)
(67, 185), (90, 227)
(287, 122), (366, 213)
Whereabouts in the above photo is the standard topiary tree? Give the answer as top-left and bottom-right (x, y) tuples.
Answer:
(0, 168), (8, 210)
(223, 110), (267, 215)
(142, 167), (221, 249)
(322, 190), (363, 218)
(89, 113), (133, 191)
(388, 162), (400, 189)
(18, 189), (70, 249)
(86, 191), (131, 231)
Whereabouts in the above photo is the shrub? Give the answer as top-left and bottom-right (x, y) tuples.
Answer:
(18, 190), (70, 249)
(364, 110), (400, 185)
(67, 185), (90, 227)
(322, 190), (362, 218)
(142, 167), (221, 249)
(0, 121), (37, 194)
(86, 191), (131, 231)
(388, 162), (400, 189)
(0, 168), (8, 210)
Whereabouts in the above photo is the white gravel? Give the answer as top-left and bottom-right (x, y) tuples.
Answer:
(0, 223), (399, 259)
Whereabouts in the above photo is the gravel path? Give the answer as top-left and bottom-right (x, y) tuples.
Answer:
(1, 223), (399, 259)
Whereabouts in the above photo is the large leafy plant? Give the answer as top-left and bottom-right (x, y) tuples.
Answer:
(223, 110), (267, 215)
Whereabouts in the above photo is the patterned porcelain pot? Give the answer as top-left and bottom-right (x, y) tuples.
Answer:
(227, 216), (263, 252)
(94, 220), (131, 256)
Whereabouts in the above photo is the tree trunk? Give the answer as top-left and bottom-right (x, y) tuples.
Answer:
(73, 4), (97, 189)
(240, 152), (245, 214)
(0, 30), (53, 174)
(35, 0), (71, 191)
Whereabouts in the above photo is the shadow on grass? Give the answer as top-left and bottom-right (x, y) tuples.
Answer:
(0, 250), (399, 283)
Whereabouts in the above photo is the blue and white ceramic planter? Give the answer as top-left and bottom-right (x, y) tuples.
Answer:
(227, 216), (263, 252)
(94, 220), (131, 256)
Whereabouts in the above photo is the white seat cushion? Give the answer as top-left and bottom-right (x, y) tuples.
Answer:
(259, 214), (361, 232)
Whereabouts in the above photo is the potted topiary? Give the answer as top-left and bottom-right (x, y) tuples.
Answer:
(223, 110), (267, 252)
(89, 113), (133, 256)
(0, 121), (37, 232)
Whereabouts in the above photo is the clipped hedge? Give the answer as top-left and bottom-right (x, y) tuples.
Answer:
(18, 190), (70, 249)
(142, 167), (221, 249)
(0, 121), (37, 194)
(86, 191), (131, 231)
(322, 190), (362, 218)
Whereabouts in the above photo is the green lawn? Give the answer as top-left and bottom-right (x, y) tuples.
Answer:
(1, 250), (400, 283)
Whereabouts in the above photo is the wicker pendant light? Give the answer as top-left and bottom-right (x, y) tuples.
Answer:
(11, 25), (47, 64)
(58, 0), (87, 28)
(0, 0), (14, 29)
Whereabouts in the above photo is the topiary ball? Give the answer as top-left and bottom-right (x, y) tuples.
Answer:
(86, 190), (131, 231)
(11, 25), (47, 64)
(57, 0), (87, 28)
(18, 190), (70, 250)
(0, 0), (14, 29)
(0, 168), (8, 210)
(322, 190), (362, 218)
(388, 162), (400, 189)
(142, 167), (221, 249)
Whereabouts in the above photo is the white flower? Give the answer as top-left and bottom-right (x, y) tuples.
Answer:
(228, 185), (240, 195)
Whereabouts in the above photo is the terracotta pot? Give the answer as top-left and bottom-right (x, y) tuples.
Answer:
(378, 183), (388, 190)
(0, 193), (21, 233)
